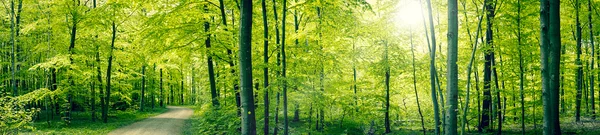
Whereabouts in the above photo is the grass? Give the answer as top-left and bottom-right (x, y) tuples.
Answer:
(21, 107), (168, 135)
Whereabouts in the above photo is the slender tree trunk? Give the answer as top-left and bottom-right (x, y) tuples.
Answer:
(588, 0), (596, 119)
(282, 0), (289, 134)
(274, 92), (280, 135)
(218, 0), (241, 115)
(576, 0), (583, 122)
(160, 69), (164, 107)
(262, 0), (270, 133)
(384, 40), (391, 133)
(91, 0), (98, 122)
(425, 0), (441, 133)
(97, 41), (106, 123)
(66, 1), (81, 123)
(410, 30), (426, 135)
(141, 65), (146, 111)
(517, 0), (526, 133)
(152, 64), (156, 108)
(272, 0), (281, 132)
(479, 0), (493, 132)
(204, 4), (219, 107)
(540, 0), (562, 132)
(104, 21), (116, 123)
(9, 0), (16, 97)
(460, 0), (484, 133)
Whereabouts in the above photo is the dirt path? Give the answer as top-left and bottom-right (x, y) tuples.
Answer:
(108, 106), (193, 135)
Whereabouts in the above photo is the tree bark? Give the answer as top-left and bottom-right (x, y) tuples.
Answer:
(479, 0), (493, 132)
(517, 0), (526, 133)
(588, 0), (596, 119)
(141, 65), (146, 111)
(410, 30), (426, 134)
(205, 4), (219, 107)
(384, 40), (391, 133)
(239, 0), (256, 134)
(425, 0), (441, 133)
(282, 0), (289, 134)
(460, 0), (484, 134)
(104, 21), (117, 123)
(576, 0), (583, 122)
(261, 0), (269, 133)
(540, 0), (562, 133)
(445, 0), (458, 133)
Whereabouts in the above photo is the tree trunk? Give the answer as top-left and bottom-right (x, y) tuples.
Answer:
(261, 0), (269, 133)
(152, 64), (156, 108)
(384, 40), (391, 133)
(446, 0), (458, 133)
(425, 0), (441, 133)
(517, 0), (526, 133)
(141, 65), (146, 111)
(239, 0), (256, 134)
(204, 4), (219, 107)
(460, 0), (484, 134)
(588, 0), (596, 119)
(479, 0), (493, 132)
(575, 0), (583, 122)
(282, 0), (289, 134)
(540, 0), (562, 133)
(410, 30), (426, 134)
(160, 69), (164, 107)
(104, 21), (116, 123)
(274, 92), (280, 135)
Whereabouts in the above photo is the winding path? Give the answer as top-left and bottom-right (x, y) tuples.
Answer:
(108, 106), (193, 135)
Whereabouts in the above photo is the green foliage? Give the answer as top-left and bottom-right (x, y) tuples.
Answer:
(0, 97), (37, 134)
(185, 104), (240, 134)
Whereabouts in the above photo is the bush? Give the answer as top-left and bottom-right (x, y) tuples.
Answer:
(0, 97), (37, 134)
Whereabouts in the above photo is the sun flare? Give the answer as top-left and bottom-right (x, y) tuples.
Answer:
(394, 0), (425, 28)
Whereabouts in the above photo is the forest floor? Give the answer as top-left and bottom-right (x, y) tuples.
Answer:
(108, 106), (193, 135)
(24, 107), (168, 135)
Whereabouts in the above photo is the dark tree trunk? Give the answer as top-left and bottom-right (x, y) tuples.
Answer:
(384, 41), (391, 133)
(479, 0), (493, 132)
(104, 21), (116, 123)
(141, 65), (146, 111)
(261, 0), (270, 133)
(517, 0), (526, 133)
(575, 0), (583, 122)
(239, 0), (256, 134)
(204, 4), (219, 107)
(589, 0), (596, 119)
(282, 0), (289, 134)
(160, 69), (164, 107)
(540, 0), (562, 133)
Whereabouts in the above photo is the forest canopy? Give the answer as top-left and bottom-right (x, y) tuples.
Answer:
(0, 0), (594, 134)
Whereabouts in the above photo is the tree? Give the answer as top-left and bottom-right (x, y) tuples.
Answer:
(239, 0), (257, 134)
(141, 65), (146, 111)
(282, 0), (289, 134)
(425, 0), (441, 133)
(575, 0), (583, 122)
(588, 0), (595, 120)
(540, 0), (562, 133)
(205, 4), (219, 107)
(262, 0), (270, 134)
(384, 40), (391, 133)
(104, 19), (117, 123)
(445, 0), (459, 133)
(479, 0), (494, 132)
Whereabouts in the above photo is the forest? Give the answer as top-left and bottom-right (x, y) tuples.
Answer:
(0, 0), (596, 134)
